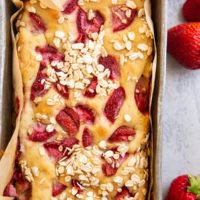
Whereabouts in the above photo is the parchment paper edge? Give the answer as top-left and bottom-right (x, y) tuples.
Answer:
(0, 1), (157, 200)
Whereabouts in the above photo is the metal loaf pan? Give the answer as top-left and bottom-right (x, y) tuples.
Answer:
(0, 0), (167, 199)
(151, 0), (167, 199)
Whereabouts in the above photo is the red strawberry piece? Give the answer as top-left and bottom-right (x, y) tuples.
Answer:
(82, 128), (93, 147)
(44, 141), (63, 159)
(165, 175), (200, 200)
(77, 9), (89, 37)
(71, 180), (83, 193)
(3, 159), (31, 198)
(84, 76), (98, 98)
(183, 0), (200, 22)
(54, 84), (69, 99)
(99, 55), (120, 80)
(15, 97), (20, 116)
(15, 180), (31, 200)
(28, 123), (56, 142)
(75, 104), (95, 124)
(10, 167), (32, 200)
(63, 0), (78, 14)
(52, 182), (67, 196)
(114, 187), (132, 200)
(111, 5), (137, 32)
(56, 107), (80, 136)
(134, 76), (150, 114)
(102, 152), (128, 177)
(88, 11), (104, 33)
(16, 138), (22, 161)
(44, 137), (79, 160)
(76, 33), (87, 43)
(167, 23), (200, 70)
(62, 137), (79, 148)
(104, 87), (125, 123)
(3, 184), (17, 197)
(36, 45), (64, 63)
(30, 63), (48, 101)
(102, 163), (118, 177)
(29, 12), (47, 33)
(13, 166), (25, 183)
(77, 8), (104, 41)
(108, 126), (135, 143)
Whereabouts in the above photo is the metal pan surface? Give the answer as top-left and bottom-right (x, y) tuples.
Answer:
(152, 0), (167, 199)
(0, 0), (167, 199)
(0, 0), (13, 149)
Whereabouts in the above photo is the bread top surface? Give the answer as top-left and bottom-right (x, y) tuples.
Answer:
(7, 0), (153, 199)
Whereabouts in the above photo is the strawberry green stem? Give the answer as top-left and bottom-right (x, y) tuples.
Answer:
(188, 175), (200, 198)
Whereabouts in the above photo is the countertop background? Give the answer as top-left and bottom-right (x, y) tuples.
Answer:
(162, 0), (200, 198)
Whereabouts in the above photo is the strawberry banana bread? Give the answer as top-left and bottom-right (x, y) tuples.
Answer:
(2, 0), (154, 199)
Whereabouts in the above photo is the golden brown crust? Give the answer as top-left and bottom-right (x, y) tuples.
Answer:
(1, 0), (154, 199)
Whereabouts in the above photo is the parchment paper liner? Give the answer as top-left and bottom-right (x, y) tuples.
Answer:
(0, 0), (157, 199)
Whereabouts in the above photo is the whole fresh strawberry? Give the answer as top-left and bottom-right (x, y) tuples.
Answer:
(167, 23), (200, 70)
(165, 175), (200, 200)
(183, 0), (200, 22)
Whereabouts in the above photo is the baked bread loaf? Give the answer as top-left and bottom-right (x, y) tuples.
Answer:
(2, 0), (154, 199)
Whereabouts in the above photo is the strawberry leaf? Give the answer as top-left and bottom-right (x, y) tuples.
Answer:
(188, 175), (200, 196)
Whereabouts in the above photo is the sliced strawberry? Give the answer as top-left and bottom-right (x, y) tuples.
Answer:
(134, 76), (150, 114)
(13, 169), (23, 184)
(28, 123), (56, 142)
(108, 126), (135, 143)
(63, 0), (78, 14)
(3, 184), (17, 197)
(16, 139), (22, 161)
(99, 55), (120, 79)
(9, 167), (31, 199)
(15, 180), (31, 200)
(82, 128), (93, 147)
(114, 187), (132, 200)
(77, 8), (104, 41)
(44, 141), (63, 159)
(102, 152), (128, 177)
(77, 8), (89, 36)
(4, 142), (32, 199)
(16, 181), (30, 193)
(71, 180), (83, 193)
(4, 173), (31, 199)
(76, 33), (87, 43)
(56, 107), (80, 136)
(104, 87), (125, 123)
(36, 45), (64, 63)
(62, 137), (79, 148)
(29, 12), (47, 33)
(111, 5), (137, 32)
(75, 104), (95, 124)
(54, 84), (69, 99)
(88, 11), (105, 33)
(84, 76), (98, 98)
(102, 163), (118, 177)
(30, 63), (48, 101)
(15, 97), (20, 116)
(44, 137), (79, 160)
(52, 182), (67, 196)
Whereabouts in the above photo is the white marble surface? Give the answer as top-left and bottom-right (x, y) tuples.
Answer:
(162, 0), (200, 198)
